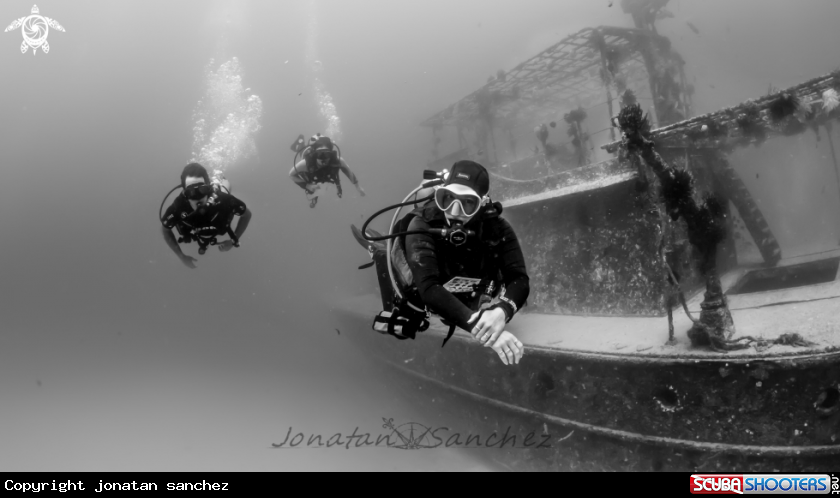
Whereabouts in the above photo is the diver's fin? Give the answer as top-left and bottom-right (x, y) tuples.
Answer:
(351, 224), (386, 254)
(291, 134), (306, 153)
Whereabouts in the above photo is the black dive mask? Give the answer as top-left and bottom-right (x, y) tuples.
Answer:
(184, 183), (213, 201)
(314, 150), (333, 164)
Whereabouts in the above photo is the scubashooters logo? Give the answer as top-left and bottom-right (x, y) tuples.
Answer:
(272, 418), (574, 450)
(5, 5), (65, 55)
(690, 474), (833, 494)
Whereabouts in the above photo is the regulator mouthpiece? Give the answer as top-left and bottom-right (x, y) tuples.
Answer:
(429, 221), (474, 247)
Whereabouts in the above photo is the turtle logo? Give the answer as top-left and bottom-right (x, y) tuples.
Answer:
(4, 5), (65, 55)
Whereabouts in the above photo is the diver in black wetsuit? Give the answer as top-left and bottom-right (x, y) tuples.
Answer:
(289, 134), (365, 208)
(404, 160), (529, 365)
(160, 163), (252, 269)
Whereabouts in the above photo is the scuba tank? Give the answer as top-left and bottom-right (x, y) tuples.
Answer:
(211, 171), (231, 194)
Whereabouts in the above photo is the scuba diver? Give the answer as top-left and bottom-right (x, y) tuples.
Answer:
(289, 133), (366, 208)
(353, 160), (529, 366)
(160, 163), (252, 269)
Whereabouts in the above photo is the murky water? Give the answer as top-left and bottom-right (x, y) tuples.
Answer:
(0, 290), (495, 471)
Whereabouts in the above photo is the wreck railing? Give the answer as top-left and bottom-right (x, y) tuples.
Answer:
(603, 70), (840, 153)
(607, 65), (840, 348)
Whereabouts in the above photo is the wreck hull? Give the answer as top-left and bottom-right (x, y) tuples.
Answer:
(334, 294), (840, 471)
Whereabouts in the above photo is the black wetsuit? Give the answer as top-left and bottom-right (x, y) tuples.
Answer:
(305, 156), (339, 184)
(162, 192), (247, 242)
(404, 201), (530, 332)
(298, 153), (359, 197)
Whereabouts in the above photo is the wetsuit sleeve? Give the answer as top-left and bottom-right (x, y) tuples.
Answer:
(290, 160), (309, 187)
(405, 216), (475, 331)
(492, 218), (530, 321)
(228, 195), (247, 216)
(337, 158), (359, 185)
(161, 199), (180, 229)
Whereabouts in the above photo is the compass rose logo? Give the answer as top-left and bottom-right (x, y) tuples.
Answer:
(382, 418), (438, 450)
(4, 5), (65, 55)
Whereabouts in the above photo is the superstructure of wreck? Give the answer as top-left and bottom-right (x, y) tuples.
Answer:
(338, 0), (840, 471)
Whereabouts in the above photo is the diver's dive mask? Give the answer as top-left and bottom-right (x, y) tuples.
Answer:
(434, 186), (482, 218)
(314, 149), (333, 163)
(184, 183), (214, 201)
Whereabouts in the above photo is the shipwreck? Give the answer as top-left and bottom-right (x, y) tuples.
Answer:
(340, 0), (840, 471)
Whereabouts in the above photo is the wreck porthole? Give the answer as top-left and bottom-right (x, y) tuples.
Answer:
(534, 372), (555, 399)
(815, 387), (840, 417)
(654, 386), (681, 413)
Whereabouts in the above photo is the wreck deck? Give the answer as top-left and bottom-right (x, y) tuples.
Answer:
(491, 158), (636, 208)
(337, 290), (840, 361)
(333, 250), (840, 471)
(336, 249), (840, 360)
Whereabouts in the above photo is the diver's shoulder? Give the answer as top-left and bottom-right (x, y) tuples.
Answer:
(489, 214), (515, 231)
(407, 213), (430, 230)
(217, 191), (248, 214)
(217, 191), (242, 202)
(168, 194), (189, 211)
(481, 211), (518, 243)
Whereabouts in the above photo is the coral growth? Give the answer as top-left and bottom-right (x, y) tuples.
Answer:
(618, 103), (738, 350)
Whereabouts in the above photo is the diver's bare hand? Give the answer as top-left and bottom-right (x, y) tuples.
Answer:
(491, 331), (524, 366)
(355, 183), (366, 197)
(470, 308), (507, 346)
(218, 240), (236, 252)
(180, 255), (197, 269)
